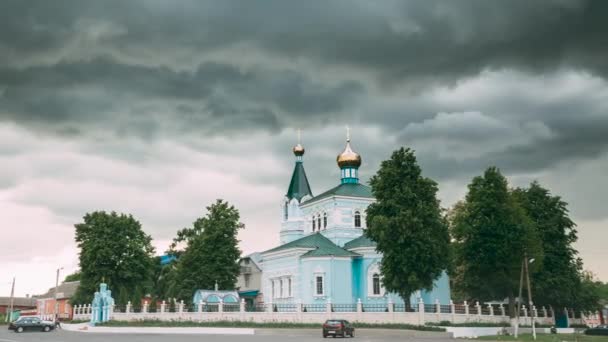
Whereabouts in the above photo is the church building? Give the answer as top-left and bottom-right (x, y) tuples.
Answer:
(259, 133), (451, 307)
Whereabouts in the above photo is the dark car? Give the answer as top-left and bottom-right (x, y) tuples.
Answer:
(323, 319), (354, 338)
(585, 325), (608, 336)
(8, 317), (56, 333)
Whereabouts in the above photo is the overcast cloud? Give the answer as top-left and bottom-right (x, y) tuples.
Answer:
(1, 0), (607, 296)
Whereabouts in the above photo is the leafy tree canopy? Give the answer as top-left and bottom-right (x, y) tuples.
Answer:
(172, 199), (243, 302)
(71, 211), (155, 305)
(64, 271), (81, 282)
(512, 181), (585, 310)
(450, 167), (541, 316)
(365, 147), (450, 305)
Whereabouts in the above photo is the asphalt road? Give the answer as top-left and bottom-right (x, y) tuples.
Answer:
(0, 328), (453, 342)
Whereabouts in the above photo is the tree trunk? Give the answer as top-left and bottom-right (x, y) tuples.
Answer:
(508, 293), (516, 318)
(404, 296), (412, 312)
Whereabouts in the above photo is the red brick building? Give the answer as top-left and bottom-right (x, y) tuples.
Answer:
(35, 281), (79, 320)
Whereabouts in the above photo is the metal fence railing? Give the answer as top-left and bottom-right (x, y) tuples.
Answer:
(302, 304), (325, 312)
(245, 304), (267, 312)
(440, 305), (451, 314)
(332, 304), (357, 312)
(362, 304), (388, 312)
(223, 304), (240, 312)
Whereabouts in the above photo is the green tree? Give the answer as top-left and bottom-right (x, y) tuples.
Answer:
(575, 271), (603, 313)
(172, 199), (243, 302)
(450, 167), (541, 317)
(64, 271), (81, 282)
(512, 182), (583, 310)
(365, 148), (450, 307)
(71, 211), (155, 305)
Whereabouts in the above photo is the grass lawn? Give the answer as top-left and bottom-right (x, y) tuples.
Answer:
(97, 319), (445, 331)
(476, 333), (608, 342)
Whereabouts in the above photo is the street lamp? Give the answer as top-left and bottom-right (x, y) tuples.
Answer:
(514, 255), (536, 339)
(54, 267), (64, 321)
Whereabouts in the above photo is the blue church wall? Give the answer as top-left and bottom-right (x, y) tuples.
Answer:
(300, 257), (353, 304)
(419, 271), (451, 305)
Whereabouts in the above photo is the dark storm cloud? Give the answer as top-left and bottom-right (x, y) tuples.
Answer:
(0, 57), (364, 135)
(2, 1), (607, 81)
(0, 0), (607, 192)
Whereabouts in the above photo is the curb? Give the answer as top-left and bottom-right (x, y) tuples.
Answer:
(61, 324), (255, 335)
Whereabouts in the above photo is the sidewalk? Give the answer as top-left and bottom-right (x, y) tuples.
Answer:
(62, 323), (254, 335)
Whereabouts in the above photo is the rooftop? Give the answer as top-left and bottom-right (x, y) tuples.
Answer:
(263, 232), (359, 258)
(302, 182), (373, 205)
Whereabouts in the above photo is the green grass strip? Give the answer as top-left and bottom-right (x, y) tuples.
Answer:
(97, 319), (445, 331)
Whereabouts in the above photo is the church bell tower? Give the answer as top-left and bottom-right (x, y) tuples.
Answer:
(280, 131), (313, 244)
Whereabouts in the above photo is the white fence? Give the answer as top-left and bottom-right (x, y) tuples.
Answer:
(72, 298), (588, 326)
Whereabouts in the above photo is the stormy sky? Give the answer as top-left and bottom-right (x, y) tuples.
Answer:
(1, 0), (607, 296)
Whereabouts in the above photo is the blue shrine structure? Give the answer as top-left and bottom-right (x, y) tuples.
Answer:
(90, 283), (114, 325)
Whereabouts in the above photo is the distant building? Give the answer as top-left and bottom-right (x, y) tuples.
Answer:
(0, 296), (36, 314)
(35, 281), (80, 320)
(236, 253), (263, 306)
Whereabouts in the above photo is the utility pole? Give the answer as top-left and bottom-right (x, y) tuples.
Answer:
(54, 267), (63, 321)
(524, 252), (536, 340)
(514, 258), (524, 338)
(6, 277), (15, 322)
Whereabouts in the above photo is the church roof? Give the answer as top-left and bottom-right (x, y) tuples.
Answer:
(263, 233), (359, 258)
(343, 235), (377, 250)
(286, 162), (313, 202)
(302, 182), (373, 205)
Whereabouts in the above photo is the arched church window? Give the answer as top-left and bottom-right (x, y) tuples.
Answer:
(354, 211), (361, 228)
(372, 273), (381, 295)
(312, 217), (316, 231)
(318, 215), (322, 230)
(323, 213), (327, 229)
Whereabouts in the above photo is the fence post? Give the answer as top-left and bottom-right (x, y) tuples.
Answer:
(450, 300), (455, 323)
(533, 305), (538, 319)
(542, 306), (547, 318)
(126, 301), (132, 314)
(500, 303), (505, 317)
(219, 298), (224, 314)
(178, 300), (184, 315)
(160, 300), (166, 314)
(489, 304), (494, 316)
(476, 301), (481, 318)
(418, 297), (425, 325)
(326, 298), (332, 320)
(388, 298), (394, 313)
(198, 302), (203, 313)
(356, 298), (362, 313)
(464, 300), (469, 316)
(267, 300), (273, 313)
(435, 298), (440, 314)
(240, 298), (246, 313)
(142, 301), (148, 313)
(522, 304), (528, 319)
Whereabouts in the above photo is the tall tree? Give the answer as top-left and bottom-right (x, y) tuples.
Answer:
(71, 211), (155, 305)
(512, 182), (583, 310)
(64, 271), (81, 282)
(365, 148), (450, 306)
(172, 199), (243, 302)
(450, 167), (540, 317)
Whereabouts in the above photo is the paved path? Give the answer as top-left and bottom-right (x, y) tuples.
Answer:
(0, 327), (453, 342)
